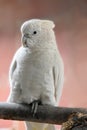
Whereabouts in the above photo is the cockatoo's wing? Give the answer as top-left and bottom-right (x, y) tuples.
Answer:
(7, 57), (18, 102)
(9, 57), (17, 82)
(8, 57), (22, 103)
(53, 58), (64, 104)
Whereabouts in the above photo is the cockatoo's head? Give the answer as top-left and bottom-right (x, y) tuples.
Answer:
(21, 19), (55, 49)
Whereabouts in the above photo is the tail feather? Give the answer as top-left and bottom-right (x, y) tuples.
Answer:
(25, 122), (56, 130)
(46, 124), (56, 130)
(25, 122), (33, 130)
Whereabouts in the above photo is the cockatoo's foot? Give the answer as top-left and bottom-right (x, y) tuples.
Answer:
(31, 100), (41, 117)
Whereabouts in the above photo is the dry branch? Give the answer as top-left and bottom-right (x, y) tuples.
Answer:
(61, 112), (87, 130)
(0, 102), (87, 125)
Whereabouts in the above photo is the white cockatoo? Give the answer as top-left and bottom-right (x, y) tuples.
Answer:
(7, 19), (64, 130)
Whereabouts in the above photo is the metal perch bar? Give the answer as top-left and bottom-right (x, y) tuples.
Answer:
(0, 102), (87, 125)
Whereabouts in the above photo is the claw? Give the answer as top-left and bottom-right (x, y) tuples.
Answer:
(31, 100), (41, 117)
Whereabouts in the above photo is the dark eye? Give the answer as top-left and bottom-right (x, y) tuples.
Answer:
(33, 31), (37, 34)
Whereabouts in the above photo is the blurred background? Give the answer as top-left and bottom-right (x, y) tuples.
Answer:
(0, 0), (87, 129)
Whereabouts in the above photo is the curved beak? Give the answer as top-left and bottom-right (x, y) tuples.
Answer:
(24, 33), (30, 38)
(21, 35), (28, 47)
